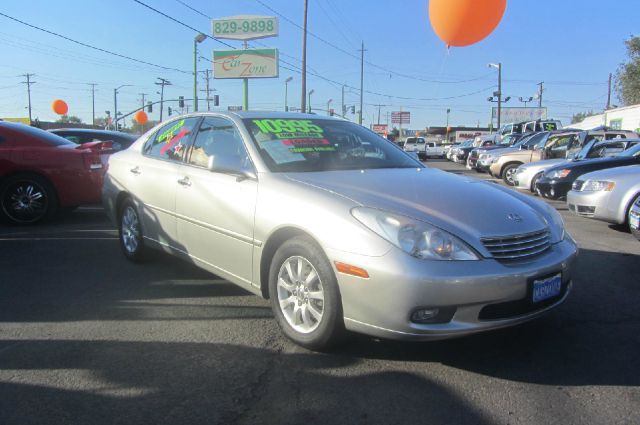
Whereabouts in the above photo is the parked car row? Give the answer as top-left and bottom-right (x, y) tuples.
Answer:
(402, 137), (447, 160)
(0, 122), (138, 224)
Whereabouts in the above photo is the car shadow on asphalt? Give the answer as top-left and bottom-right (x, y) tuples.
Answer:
(336, 248), (640, 387)
(0, 339), (493, 425)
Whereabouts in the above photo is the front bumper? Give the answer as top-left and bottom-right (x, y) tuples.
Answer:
(566, 189), (617, 223)
(535, 179), (573, 200)
(327, 237), (577, 341)
(514, 168), (537, 191)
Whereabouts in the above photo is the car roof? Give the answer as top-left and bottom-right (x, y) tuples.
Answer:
(221, 111), (345, 121)
(50, 128), (136, 137)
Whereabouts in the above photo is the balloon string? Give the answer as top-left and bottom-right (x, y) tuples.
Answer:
(433, 44), (451, 99)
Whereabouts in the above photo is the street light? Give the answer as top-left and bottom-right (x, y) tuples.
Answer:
(519, 96), (534, 107)
(488, 62), (502, 129)
(193, 33), (207, 112)
(445, 108), (451, 142)
(284, 77), (293, 111)
(114, 84), (132, 131)
(308, 89), (314, 113)
(327, 98), (333, 115)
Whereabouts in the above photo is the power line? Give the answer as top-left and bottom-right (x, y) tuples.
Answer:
(0, 12), (190, 74)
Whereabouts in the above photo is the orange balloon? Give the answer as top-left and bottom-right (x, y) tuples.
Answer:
(429, 0), (506, 47)
(52, 99), (68, 115)
(134, 110), (148, 124)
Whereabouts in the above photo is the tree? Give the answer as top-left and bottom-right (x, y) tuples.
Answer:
(614, 36), (640, 106)
(390, 127), (399, 138)
(571, 110), (597, 124)
(56, 115), (83, 124)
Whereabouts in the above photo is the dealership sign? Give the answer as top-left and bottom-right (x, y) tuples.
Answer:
(455, 130), (491, 143)
(212, 15), (278, 41)
(391, 111), (410, 124)
(492, 107), (547, 123)
(371, 124), (388, 134)
(214, 49), (279, 79)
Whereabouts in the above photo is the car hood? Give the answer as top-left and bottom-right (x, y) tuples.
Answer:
(520, 158), (567, 172)
(576, 164), (640, 182)
(546, 156), (636, 173)
(284, 168), (549, 245)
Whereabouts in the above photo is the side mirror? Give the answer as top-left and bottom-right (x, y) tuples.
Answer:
(207, 155), (256, 181)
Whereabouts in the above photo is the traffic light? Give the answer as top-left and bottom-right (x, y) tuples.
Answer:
(147, 102), (152, 113)
(178, 96), (185, 108)
(350, 105), (356, 114)
(168, 106), (172, 116)
(213, 95), (219, 107)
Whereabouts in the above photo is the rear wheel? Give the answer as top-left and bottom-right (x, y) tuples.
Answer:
(119, 199), (148, 262)
(0, 174), (58, 224)
(502, 164), (520, 186)
(269, 236), (344, 350)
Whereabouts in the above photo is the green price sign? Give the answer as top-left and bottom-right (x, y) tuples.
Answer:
(212, 15), (278, 41)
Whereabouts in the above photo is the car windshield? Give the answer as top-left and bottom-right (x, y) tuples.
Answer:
(243, 118), (421, 172)
(512, 134), (534, 148)
(574, 140), (597, 160)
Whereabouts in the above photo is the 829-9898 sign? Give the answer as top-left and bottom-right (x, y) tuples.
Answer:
(212, 15), (278, 41)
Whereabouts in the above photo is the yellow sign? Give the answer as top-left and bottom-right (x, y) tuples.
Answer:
(1, 117), (31, 125)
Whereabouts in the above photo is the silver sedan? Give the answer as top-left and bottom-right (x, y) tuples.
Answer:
(102, 112), (577, 350)
(567, 165), (640, 228)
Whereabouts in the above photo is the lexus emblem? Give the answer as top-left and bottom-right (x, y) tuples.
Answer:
(507, 213), (523, 222)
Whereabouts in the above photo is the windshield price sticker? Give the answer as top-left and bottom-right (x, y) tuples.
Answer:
(253, 119), (323, 139)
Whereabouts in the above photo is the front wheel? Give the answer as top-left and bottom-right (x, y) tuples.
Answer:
(0, 174), (58, 224)
(269, 236), (344, 350)
(119, 199), (148, 262)
(531, 172), (544, 194)
(502, 164), (519, 186)
(627, 194), (640, 241)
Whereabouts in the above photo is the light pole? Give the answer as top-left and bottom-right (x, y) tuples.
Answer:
(308, 89), (314, 113)
(193, 33), (206, 113)
(327, 98), (333, 115)
(488, 63), (502, 129)
(114, 84), (131, 131)
(445, 108), (451, 142)
(519, 96), (534, 107)
(284, 76), (293, 111)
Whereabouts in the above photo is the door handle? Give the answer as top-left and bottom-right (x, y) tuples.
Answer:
(130, 166), (141, 175)
(177, 176), (191, 187)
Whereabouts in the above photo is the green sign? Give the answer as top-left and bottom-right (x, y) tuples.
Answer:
(212, 15), (278, 41)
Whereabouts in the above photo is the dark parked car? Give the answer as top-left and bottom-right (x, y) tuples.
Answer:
(49, 128), (138, 151)
(536, 142), (640, 199)
(0, 122), (110, 224)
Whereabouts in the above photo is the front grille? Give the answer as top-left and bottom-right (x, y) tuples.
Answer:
(481, 229), (551, 261)
(572, 180), (585, 191)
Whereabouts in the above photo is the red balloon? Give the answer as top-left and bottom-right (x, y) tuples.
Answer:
(429, 0), (506, 47)
(134, 111), (148, 125)
(52, 99), (68, 115)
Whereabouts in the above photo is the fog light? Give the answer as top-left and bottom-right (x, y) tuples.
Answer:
(411, 308), (440, 323)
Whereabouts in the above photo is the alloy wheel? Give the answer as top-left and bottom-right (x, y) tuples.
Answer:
(276, 256), (325, 334)
(121, 206), (141, 254)
(2, 181), (48, 223)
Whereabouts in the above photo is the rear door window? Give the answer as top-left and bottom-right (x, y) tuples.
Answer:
(143, 118), (200, 162)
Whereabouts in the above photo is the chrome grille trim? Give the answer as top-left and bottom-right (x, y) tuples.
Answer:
(482, 229), (551, 261)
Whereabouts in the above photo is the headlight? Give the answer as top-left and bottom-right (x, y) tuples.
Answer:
(351, 207), (479, 261)
(546, 169), (571, 179)
(581, 180), (615, 192)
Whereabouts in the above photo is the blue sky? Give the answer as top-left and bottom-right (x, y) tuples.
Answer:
(0, 0), (638, 129)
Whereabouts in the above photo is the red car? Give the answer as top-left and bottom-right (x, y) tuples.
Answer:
(0, 122), (112, 224)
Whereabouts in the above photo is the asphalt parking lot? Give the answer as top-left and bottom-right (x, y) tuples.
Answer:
(1, 159), (639, 425)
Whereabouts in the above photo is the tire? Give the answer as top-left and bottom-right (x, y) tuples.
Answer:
(118, 198), (148, 262)
(268, 236), (344, 350)
(626, 193), (640, 239)
(0, 173), (58, 224)
(530, 172), (544, 194)
(502, 164), (520, 186)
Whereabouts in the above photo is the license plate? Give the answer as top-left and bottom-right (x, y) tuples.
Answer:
(532, 273), (562, 303)
(630, 214), (639, 230)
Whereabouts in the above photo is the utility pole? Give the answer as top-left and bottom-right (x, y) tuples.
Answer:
(300, 0), (309, 113)
(341, 84), (345, 117)
(373, 104), (386, 124)
(537, 81), (544, 108)
(155, 77), (171, 122)
(21, 74), (35, 123)
(358, 41), (366, 125)
(203, 69), (212, 111)
(89, 83), (97, 126)
(606, 73), (612, 110)
(138, 93), (148, 110)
